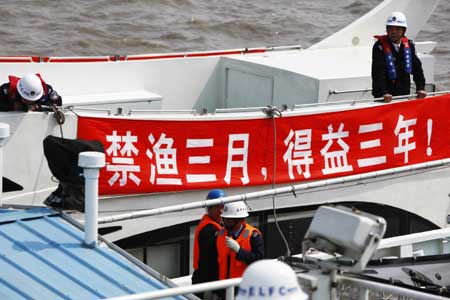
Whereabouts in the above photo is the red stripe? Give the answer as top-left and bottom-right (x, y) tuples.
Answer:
(0, 59), (31, 63)
(126, 48), (266, 60)
(109, 55), (126, 61)
(0, 48), (267, 64)
(47, 57), (111, 63)
(186, 49), (264, 57)
(126, 54), (185, 61)
(0, 57), (33, 63)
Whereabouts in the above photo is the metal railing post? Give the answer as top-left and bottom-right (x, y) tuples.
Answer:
(359, 287), (369, 300)
(225, 286), (235, 300)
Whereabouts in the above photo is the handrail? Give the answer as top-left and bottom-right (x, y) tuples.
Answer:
(265, 45), (302, 52)
(378, 227), (450, 249)
(128, 109), (197, 115)
(329, 88), (372, 95)
(338, 276), (448, 300)
(292, 90), (450, 110)
(0, 45), (304, 65)
(64, 106), (112, 115)
(214, 106), (269, 113)
(101, 270), (450, 300)
(95, 158), (450, 225)
(104, 278), (241, 300)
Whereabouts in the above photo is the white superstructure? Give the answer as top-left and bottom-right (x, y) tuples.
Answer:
(0, 0), (447, 278)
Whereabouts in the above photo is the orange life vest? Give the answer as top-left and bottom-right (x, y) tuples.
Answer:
(216, 223), (261, 279)
(193, 214), (222, 270)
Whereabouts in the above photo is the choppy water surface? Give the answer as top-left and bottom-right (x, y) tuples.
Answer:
(0, 0), (448, 89)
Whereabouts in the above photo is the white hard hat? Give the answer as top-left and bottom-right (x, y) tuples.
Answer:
(17, 74), (44, 101)
(221, 201), (249, 218)
(237, 260), (308, 300)
(386, 12), (407, 28)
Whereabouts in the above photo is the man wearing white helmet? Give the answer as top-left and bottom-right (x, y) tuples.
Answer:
(372, 12), (426, 103)
(237, 260), (308, 300)
(216, 201), (264, 280)
(0, 73), (62, 111)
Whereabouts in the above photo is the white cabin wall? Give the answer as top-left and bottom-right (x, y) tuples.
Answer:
(418, 54), (435, 88)
(191, 63), (221, 113)
(0, 113), (78, 205)
(318, 77), (373, 103)
(216, 57), (319, 109)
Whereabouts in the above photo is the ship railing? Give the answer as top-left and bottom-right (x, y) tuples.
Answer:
(375, 227), (450, 258)
(328, 87), (373, 95)
(214, 91), (450, 114)
(214, 106), (270, 113)
(128, 109), (198, 115)
(95, 158), (450, 225)
(104, 278), (241, 300)
(101, 272), (448, 300)
(292, 90), (450, 110)
(61, 90), (450, 117)
(64, 107), (113, 115)
(67, 152), (450, 300)
(0, 45), (302, 64)
(328, 83), (436, 95)
(336, 275), (448, 300)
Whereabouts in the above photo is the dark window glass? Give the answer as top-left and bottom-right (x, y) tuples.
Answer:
(265, 214), (313, 258)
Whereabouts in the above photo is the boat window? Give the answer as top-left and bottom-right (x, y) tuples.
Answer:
(246, 215), (259, 228)
(127, 247), (145, 261)
(265, 210), (315, 258)
(146, 244), (181, 278)
(345, 202), (439, 237)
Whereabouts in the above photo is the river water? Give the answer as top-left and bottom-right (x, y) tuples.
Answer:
(0, 0), (448, 89)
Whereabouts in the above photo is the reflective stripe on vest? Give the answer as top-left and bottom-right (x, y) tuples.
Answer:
(374, 35), (412, 80)
(217, 223), (262, 279)
(193, 214), (222, 270)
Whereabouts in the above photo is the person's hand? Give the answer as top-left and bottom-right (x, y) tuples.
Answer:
(225, 237), (240, 253)
(29, 103), (40, 111)
(383, 93), (393, 103)
(416, 90), (427, 99)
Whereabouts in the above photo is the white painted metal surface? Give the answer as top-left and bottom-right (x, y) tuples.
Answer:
(0, 0), (445, 243)
(106, 278), (241, 300)
(0, 123), (10, 207)
(79, 151), (106, 248)
(310, 0), (441, 49)
(376, 227), (450, 258)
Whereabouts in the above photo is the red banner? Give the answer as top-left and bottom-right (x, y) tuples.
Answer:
(77, 95), (450, 195)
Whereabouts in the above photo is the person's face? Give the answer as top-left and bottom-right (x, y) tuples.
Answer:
(20, 97), (39, 111)
(387, 26), (405, 43)
(20, 97), (35, 105)
(223, 218), (242, 231)
(209, 204), (224, 223)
